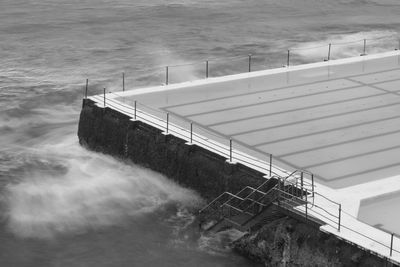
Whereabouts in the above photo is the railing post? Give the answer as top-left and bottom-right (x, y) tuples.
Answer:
(248, 54), (252, 72)
(103, 88), (106, 107)
(229, 138), (232, 162)
(165, 66), (169, 85)
(311, 174), (315, 197)
(269, 154), (272, 177)
(301, 171), (304, 190)
(190, 122), (193, 143)
(277, 178), (281, 205)
(292, 181), (294, 197)
(338, 204), (342, 232)
(287, 50), (290, 67)
(328, 43), (331, 61)
(362, 39), (367, 56)
(85, 78), (88, 99)
(206, 60), (209, 78)
(134, 100), (137, 120)
(390, 233), (394, 257)
(305, 190), (308, 221)
(122, 72), (125, 91)
(166, 112), (169, 133)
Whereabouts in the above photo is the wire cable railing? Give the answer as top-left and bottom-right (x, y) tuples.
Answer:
(86, 34), (400, 91)
(108, 94), (294, 178)
(93, 93), (306, 184)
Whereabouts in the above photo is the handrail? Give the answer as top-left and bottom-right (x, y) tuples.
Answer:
(221, 203), (245, 214)
(99, 96), (294, 179)
(308, 202), (338, 220)
(280, 195), (339, 226)
(253, 177), (276, 192)
(276, 188), (338, 220)
(234, 186), (259, 197)
(241, 184), (281, 214)
(340, 224), (400, 254)
(104, 97), (233, 161)
(283, 170), (313, 185)
(200, 180), (279, 223)
(297, 169), (313, 176)
(222, 178), (280, 214)
(223, 199), (266, 215)
(204, 190), (268, 221)
(313, 191), (340, 206)
(279, 175), (313, 195)
(198, 191), (244, 214)
(238, 186), (267, 197)
(86, 34), (400, 89)
(102, 95), (315, 185)
(276, 189), (339, 227)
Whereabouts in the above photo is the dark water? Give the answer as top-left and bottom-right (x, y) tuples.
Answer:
(1, 0), (400, 266)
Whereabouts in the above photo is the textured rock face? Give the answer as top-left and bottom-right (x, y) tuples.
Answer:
(233, 217), (394, 267)
(78, 99), (267, 200)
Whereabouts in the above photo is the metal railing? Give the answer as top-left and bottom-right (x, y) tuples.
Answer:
(282, 169), (314, 196)
(82, 34), (400, 92)
(198, 174), (333, 233)
(198, 180), (280, 229)
(93, 92), (295, 181)
(198, 178), (277, 216)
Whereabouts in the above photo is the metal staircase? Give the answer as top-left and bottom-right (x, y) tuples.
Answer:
(198, 171), (322, 233)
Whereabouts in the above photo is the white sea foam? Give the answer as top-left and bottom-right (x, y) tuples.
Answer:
(2, 136), (201, 239)
(149, 46), (201, 84)
(291, 30), (399, 61)
(197, 229), (245, 256)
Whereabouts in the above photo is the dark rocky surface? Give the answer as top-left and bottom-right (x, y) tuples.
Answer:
(233, 216), (395, 267)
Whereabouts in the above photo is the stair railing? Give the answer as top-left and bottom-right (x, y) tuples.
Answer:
(283, 169), (314, 198)
(198, 191), (246, 220)
(199, 177), (278, 214)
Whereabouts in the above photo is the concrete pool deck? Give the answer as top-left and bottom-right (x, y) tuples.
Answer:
(113, 50), (400, 189)
(92, 50), (400, 262)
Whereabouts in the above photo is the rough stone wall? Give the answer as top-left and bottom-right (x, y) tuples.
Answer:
(233, 216), (396, 267)
(78, 99), (267, 200)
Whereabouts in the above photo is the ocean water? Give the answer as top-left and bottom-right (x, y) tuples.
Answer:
(1, 0), (400, 266)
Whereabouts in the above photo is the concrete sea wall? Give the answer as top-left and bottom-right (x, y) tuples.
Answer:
(78, 99), (267, 200)
(78, 99), (396, 267)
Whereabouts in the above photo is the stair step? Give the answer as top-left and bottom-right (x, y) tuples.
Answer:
(242, 205), (284, 230)
(229, 213), (253, 225)
(207, 219), (233, 233)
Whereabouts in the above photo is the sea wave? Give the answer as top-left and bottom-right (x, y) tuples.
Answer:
(2, 136), (201, 239)
(291, 30), (399, 62)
